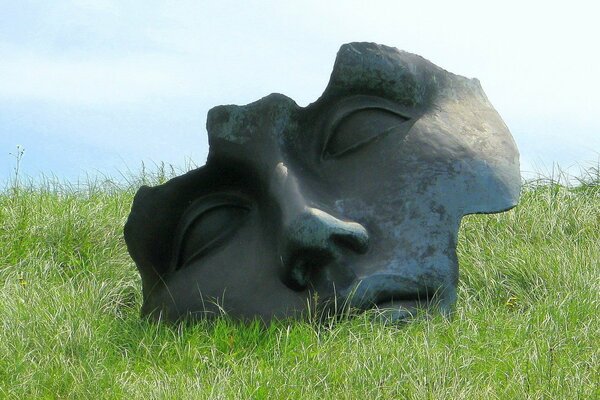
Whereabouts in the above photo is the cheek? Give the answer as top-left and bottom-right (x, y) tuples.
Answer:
(170, 214), (307, 318)
(320, 133), (415, 222)
(319, 123), (436, 197)
(317, 128), (462, 276)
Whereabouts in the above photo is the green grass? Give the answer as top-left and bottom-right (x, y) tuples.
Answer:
(0, 167), (598, 399)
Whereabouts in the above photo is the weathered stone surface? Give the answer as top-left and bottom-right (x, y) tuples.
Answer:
(124, 42), (521, 323)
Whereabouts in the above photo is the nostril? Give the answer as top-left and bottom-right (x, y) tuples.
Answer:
(283, 258), (310, 291)
(282, 249), (334, 292)
(330, 220), (370, 254)
(332, 230), (369, 254)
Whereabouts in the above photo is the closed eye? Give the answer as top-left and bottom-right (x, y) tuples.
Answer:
(172, 195), (250, 270)
(323, 108), (410, 159)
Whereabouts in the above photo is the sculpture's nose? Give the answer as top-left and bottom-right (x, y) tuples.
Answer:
(281, 207), (369, 291)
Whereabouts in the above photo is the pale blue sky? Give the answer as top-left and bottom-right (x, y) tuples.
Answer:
(2, 0), (599, 183)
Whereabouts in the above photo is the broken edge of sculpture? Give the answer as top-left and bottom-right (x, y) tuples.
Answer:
(124, 42), (521, 323)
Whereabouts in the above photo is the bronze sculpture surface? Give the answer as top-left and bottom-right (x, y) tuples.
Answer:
(124, 42), (521, 323)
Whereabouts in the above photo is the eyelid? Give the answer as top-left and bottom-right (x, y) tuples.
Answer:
(178, 194), (249, 233)
(329, 106), (409, 133)
(324, 95), (415, 129)
(170, 193), (251, 271)
(321, 96), (414, 160)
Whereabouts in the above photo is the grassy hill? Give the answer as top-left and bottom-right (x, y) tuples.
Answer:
(1, 167), (598, 399)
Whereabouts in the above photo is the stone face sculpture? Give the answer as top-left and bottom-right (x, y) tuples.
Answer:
(124, 42), (521, 323)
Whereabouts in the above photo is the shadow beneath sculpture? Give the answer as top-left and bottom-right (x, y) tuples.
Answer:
(124, 42), (521, 323)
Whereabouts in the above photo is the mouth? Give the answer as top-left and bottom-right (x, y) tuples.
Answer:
(370, 294), (433, 322)
(338, 273), (443, 321)
(374, 293), (433, 309)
